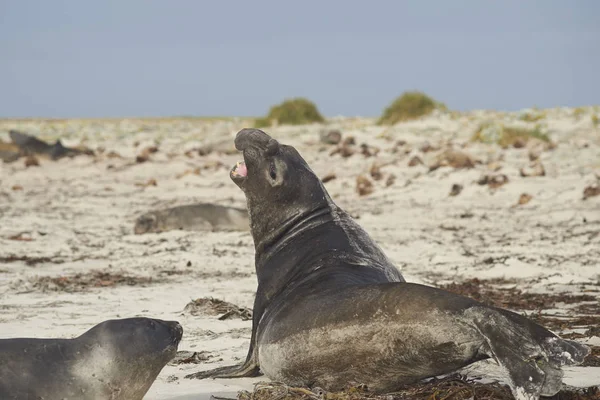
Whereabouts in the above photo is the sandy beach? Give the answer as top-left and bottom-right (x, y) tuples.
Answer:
(1, 108), (599, 399)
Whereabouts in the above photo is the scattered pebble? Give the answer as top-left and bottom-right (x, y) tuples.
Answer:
(449, 184), (463, 197)
(321, 172), (337, 183)
(408, 155), (424, 167)
(477, 174), (509, 189)
(320, 129), (342, 145)
(430, 149), (476, 171)
(369, 163), (383, 181)
(385, 174), (396, 187)
(135, 179), (157, 188)
(517, 193), (533, 206)
(24, 155), (39, 167)
(520, 162), (545, 177)
(583, 183), (600, 200)
(356, 175), (374, 196)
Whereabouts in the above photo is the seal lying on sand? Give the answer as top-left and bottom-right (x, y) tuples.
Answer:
(186, 128), (590, 400)
(0, 317), (183, 400)
(134, 203), (249, 234)
(7, 130), (93, 161)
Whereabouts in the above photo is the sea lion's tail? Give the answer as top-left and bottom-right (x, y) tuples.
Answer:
(465, 307), (590, 400)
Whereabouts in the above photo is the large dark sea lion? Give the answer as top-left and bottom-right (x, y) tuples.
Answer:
(134, 203), (249, 234)
(0, 317), (183, 400)
(186, 128), (590, 400)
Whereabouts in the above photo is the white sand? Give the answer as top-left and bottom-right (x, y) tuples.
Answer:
(0, 108), (599, 398)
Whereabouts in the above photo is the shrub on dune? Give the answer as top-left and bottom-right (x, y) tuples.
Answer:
(378, 91), (447, 125)
(254, 98), (325, 128)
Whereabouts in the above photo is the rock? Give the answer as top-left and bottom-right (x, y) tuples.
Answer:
(321, 172), (337, 183)
(135, 178), (157, 187)
(520, 162), (545, 177)
(385, 174), (396, 187)
(477, 174), (509, 189)
(106, 151), (122, 159)
(343, 136), (356, 146)
(24, 155), (39, 167)
(430, 149), (476, 171)
(583, 184), (600, 200)
(320, 129), (342, 145)
(419, 141), (435, 153)
(517, 193), (533, 205)
(449, 184), (463, 197)
(135, 146), (158, 163)
(408, 155), (424, 167)
(356, 175), (374, 196)
(528, 147), (542, 162)
(360, 143), (380, 157)
(369, 163), (383, 181)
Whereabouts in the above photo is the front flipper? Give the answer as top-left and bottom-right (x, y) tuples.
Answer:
(184, 359), (260, 379)
(186, 292), (265, 380)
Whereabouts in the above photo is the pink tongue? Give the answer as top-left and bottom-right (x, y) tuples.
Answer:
(236, 162), (248, 177)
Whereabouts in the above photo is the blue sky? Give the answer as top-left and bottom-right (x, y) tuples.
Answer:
(1, 1), (598, 118)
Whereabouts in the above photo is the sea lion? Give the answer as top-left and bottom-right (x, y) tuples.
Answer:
(0, 317), (183, 400)
(8, 130), (92, 160)
(134, 203), (250, 234)
(185, 128), (590, 400)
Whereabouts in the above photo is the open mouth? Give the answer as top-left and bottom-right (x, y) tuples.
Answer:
(231, 161), (248, 178)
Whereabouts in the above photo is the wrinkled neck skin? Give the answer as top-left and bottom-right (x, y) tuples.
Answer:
(248, 180), (405, 321)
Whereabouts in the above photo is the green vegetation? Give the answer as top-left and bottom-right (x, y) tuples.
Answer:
(592, 114), (599, 127)
(472, 121), (550, 148)
(254, 98), (325, 128)
(377, 91), (447, 125)
(573, 107), (587, 119)
(518, 108), (546, 122)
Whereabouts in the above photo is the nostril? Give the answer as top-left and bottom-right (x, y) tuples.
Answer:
(265, 139), (279, 156)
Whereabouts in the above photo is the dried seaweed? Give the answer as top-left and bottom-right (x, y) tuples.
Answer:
(32, 270), (155, 292)
(440, 278), (597, 311)
(236, 376), (600, 400)
(183, 297), (252, 320)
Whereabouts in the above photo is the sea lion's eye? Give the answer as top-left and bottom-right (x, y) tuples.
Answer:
(269, 163), (277, 180)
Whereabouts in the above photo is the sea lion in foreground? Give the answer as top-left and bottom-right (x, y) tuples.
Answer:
(134, 203), (249, 234)
(0, 317), (183, 400)
(185, 128), (590, 400)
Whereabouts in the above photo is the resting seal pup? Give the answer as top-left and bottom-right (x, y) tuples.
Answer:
(134, 203), (249, 234)
(186, 128), (590, 400)
(0, 317), (183, 400)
